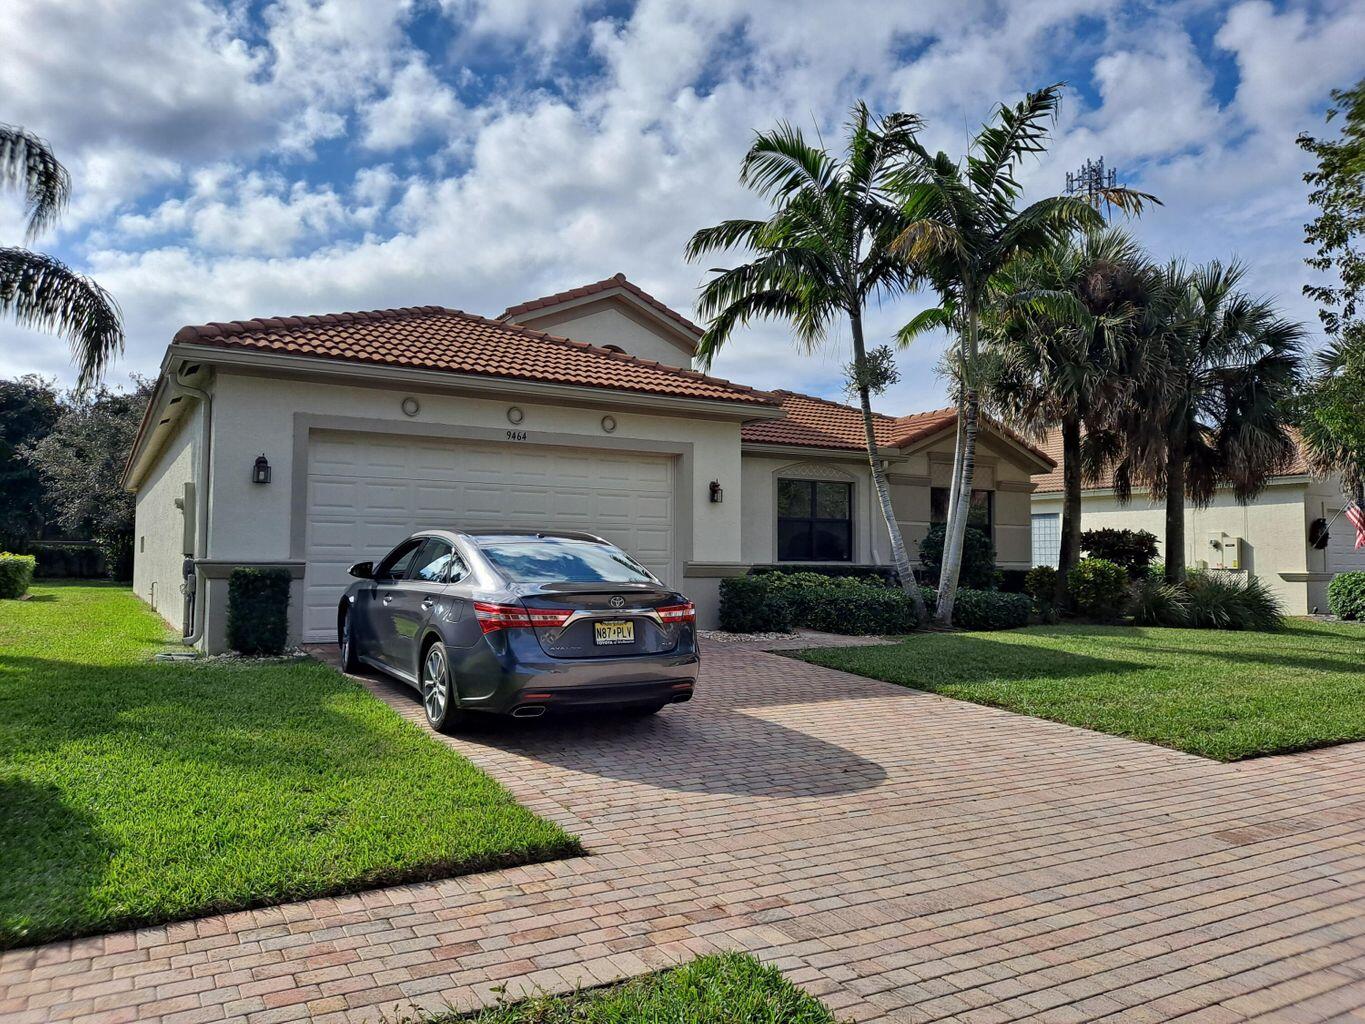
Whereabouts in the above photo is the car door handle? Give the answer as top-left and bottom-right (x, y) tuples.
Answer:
(382, 594), (393, 605)
(421, 598), (435, 610)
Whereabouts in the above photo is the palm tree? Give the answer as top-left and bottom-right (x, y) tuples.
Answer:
(891, 84), (1156, 625)
(1106, 261), (1305, 583)
(1, 124), (123, 388)
(685, 104), (929, 622)
(985, 228), (1156, 605)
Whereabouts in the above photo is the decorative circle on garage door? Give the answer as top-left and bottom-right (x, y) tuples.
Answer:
(400, 396), (420, 417)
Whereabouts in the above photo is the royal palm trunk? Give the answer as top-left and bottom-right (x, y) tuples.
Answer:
(1056, 417), (1083, 606)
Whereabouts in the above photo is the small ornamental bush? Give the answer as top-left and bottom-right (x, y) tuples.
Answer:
(0, 553), (36, 599)
(1328, 572), (1365, 620)
(718, 576), (793, 633)
(1024, 565), (1059, 621)
(1080, 528), (1160, 579)
(917, 524), (999, 590)
(1066, 558), (1129, 621)
(1128, 574), (1191, 627)
(226, 567), (293, 655)
(1184, 571), (1284, 631)
(950, 588), (1033, 630)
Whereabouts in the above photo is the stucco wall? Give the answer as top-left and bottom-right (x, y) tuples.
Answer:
(512, 301), (696, 370)
(1031, 479), (1315, 613)
(200, 371), (744, 644)
(739, 431), (1039, 571)
(132, 403), (199, 629)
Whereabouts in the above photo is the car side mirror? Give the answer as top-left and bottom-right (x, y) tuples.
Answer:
(348, 560), (374, 579)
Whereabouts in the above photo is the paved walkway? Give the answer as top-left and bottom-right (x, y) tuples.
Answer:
(4, 643), (1365, 1023)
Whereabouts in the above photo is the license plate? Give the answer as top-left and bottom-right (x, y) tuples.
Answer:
(594, 620), (635, 645)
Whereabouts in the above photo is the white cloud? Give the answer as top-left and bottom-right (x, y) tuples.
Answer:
(1, 0), (1357, 417)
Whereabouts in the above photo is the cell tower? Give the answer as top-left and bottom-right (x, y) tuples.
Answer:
(1065, 156), (1120, 217)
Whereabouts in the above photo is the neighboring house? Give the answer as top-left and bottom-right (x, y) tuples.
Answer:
(123, 273), (1052, 651)
(1030, 430), (1364, 614)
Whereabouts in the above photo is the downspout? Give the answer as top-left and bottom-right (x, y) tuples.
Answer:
(175, 366), (213, 647)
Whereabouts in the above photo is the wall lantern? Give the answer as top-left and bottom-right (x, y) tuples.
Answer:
(709, 480), (724, 504)
(252, 453), (271, 485)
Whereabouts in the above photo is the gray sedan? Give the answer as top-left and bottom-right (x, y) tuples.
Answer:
(337, 530), (699, 731)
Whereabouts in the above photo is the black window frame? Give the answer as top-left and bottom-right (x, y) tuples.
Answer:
(374, 539), (424, 582)
(411, 538), (460, 584)
(930, 487), (994, 536)
(776, 478), (854, 563)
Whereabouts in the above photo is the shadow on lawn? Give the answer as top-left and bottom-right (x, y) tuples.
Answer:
(0, 778), (109, 949)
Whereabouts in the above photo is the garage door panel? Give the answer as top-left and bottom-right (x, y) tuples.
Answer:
(303, 432), (676, 640)
(1327, 508), (1365, 573)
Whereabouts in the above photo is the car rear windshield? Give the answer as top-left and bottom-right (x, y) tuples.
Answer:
(477, 538), (656, 584)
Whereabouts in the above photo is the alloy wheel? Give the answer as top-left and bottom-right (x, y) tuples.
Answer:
(422, 644), (448, 722)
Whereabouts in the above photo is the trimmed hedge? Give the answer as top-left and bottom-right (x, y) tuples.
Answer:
(226, 567), (293, 655)
(1024, 565), (1059, 621)
(718, 575), (793, 633)
(750, 564), (900, 585)
(1080, 528), (1159, 579)
(28, 542), (105, 579)
(945, 587), (1033, 630)
(1067, 558), (1128, 621)
(917, 524), (998, 590)
(1328, 572), (1365, 620)
(0, 553), (36, 599)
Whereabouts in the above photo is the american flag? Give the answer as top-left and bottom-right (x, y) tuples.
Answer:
(1347, 501), (1365, 551)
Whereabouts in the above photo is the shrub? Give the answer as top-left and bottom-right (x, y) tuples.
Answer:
(1066, 558), (1129, 620)
(917, 524), (998, 590)
(950, 588), (1033, 630)
(750, 564), (900, 585)
(1184, 571), (1284, 631)
(1080, 528), (1160, 579)
(799, 585), (918, 635)
(1024, 565), (1059, 621)
(0, 553), (36, 599)
(1328, 572), (1365, 620)
(718, 576), (793, 633)
(1128, 574), (1190, 626)
(226, 567), (293, 655)
(28, 542), (105, 578)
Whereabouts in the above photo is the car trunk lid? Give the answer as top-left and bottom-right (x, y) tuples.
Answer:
(515, 583), (690, 659)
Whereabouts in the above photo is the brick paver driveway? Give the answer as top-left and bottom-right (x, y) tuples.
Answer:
(4, 642), (1365, 1023)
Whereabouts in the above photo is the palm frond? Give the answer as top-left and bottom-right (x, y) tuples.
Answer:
(0, 247), (124, 388)
(0, 124), (71, 242)
(740, 123), (836, 202)
(684, 219), (772, 262)
(967, 84), (1064, 214)
(897, 304), (955, 346)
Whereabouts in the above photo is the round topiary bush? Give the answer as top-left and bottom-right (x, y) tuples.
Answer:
(917, 524), (998, 590)
(0, 553), (36, 599)
(1066, 558), (1128, 621)
(1328, 571), (1365, 620)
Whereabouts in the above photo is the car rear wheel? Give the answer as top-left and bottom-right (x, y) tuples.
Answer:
(421, 640), (461, 733)
(339, 609), (361, 673)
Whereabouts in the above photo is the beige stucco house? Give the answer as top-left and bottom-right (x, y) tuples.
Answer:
(123, 274), (1052, 651)
(1030, 430), (1365, 614)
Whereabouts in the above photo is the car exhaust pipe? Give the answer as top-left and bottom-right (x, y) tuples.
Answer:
(512, 705), (546, 719)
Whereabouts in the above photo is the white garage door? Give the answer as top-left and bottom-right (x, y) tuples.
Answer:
(302, 431), (675, 641)
(1326, 507), (1365, 574)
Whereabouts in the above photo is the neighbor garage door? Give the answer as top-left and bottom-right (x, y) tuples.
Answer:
(302, 431), (675, 641)
(1326, 506), (1365, 575)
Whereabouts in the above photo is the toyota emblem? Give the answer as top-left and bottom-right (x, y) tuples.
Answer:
(609, 595), (625, 609)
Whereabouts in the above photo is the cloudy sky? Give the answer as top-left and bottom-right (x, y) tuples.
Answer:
(2, 0), (1361, 414)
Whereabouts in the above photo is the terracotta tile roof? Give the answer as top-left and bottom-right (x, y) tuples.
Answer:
(500, 273), (705, 338)
(172, 305), (775, 406)
(741, 390), (1053, 467)
(1032, 426), (1311, 493)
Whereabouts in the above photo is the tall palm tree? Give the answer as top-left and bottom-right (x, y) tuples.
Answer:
(685, 103), (929, 622)
(1106, 261), (1305, 583)
(891, 84), (1156, 625)
(1, 124), (123, 388)
(985, 228), (1156, 604)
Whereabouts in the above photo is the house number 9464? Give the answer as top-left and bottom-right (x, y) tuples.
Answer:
(506, 429), (528, 441)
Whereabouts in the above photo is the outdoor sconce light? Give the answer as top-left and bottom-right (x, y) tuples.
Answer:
(709, 480), (723, 503)
(252, 454), (271, 485)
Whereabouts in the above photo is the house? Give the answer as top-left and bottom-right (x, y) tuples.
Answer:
(123, 274), (1053, 651)
(1030, 430), (1363, 614)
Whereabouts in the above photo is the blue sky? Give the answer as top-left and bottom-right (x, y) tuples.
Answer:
(2, 0), (1362, 415)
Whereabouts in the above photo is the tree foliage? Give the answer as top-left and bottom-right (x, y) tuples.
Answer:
(21, 377), (152, 579)
(0, 375), (60, 548)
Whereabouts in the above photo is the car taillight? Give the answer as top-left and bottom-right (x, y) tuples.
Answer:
(657, 602), (695, 624)
(473, 602), (572, 634)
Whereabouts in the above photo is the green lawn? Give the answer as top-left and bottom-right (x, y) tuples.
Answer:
(453, 953), (839, 1023)
(793, 622), (1365, 761)
(0, 583), (579, 949)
